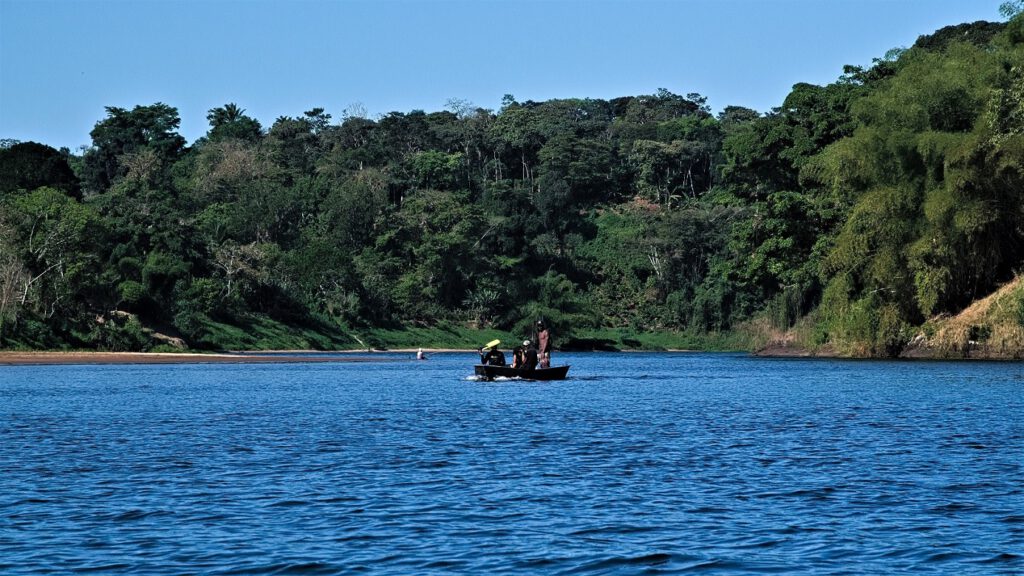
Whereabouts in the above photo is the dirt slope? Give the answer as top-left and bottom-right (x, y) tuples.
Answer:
(903, 276), (1024, 359)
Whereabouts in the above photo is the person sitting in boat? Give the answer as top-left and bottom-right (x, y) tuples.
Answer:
(535, 320), (551, 369)
(479, 345), (506, 366)
(521, 340), (538, 371)
(511, 345), (525, 369)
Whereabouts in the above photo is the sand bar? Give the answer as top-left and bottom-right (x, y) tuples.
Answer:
(0, 351), (391, 366)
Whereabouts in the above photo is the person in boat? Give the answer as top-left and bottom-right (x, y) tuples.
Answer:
(521, 340), (538, 371)
(535, 320), (551, 369)
(479, 344), (506, 366)
(416, 348), (427, 360)
(511, 345), (525, 369)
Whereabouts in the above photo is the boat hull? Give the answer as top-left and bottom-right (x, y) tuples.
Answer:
(474, 364), (570, 381)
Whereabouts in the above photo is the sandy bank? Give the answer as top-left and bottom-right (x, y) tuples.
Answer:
(0, 351), (390, 366)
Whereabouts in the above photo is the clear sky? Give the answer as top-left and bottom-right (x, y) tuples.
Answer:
(0, 0), (1006, 150)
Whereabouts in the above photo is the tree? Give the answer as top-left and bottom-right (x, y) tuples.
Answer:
(81, 103), (187, 194)
(0, 216), (30, 340)
(0, 142), (81, 199)
(811, 40), (1014, 353)
(538, 134), (617, 204)
(914, 21), (1005, 51)
(1000, 1), (1023, 18)
(3, 187), (100, 320)
(317, 168), (388, 249)
(266, 114), (323, 175)
(206, 103), (263, 142)
(717, 106), (760, 129)
(319, 116), (386, 174)
(488, 105), (546, 183)
(630, 135), (717, 205)
(407, 150), (465, 190)
(369, 189), (487, 322)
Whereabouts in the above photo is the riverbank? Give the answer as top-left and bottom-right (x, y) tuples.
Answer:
(0, 345), (729, 366)
(1, 306), (748, 355)
(0, 347), (704, 366)
(753, 340), (1024, 360)
(754, 277), (1024, 360)
(0, 351), (390, 366)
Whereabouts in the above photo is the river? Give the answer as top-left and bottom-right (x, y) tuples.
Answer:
(1, 352), (1022, 574)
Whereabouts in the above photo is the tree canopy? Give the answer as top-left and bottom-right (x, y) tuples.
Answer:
(2, 16), (1022, 356)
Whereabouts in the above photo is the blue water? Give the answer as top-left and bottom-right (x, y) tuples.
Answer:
(1, 352), (1022, 574)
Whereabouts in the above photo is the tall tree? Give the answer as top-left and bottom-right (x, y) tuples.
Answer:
(81, 103), (186, 194)
(206, 103), (263, 142)
(0, 142), (81, 199)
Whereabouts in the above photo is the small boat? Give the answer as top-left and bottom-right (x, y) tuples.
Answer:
(474, 364), (570, 381)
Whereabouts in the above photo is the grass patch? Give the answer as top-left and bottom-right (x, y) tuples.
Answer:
(356, 324), (517, 350)
(926, 276), (1024, 359)
(566, 328), (751, 351)
(4, 313), (754, 353)
(192, 314), (357, 351)
(359, 324), (751, 352)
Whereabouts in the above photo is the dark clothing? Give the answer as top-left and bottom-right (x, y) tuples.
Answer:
(522, 348), (538, 371)
(481, 349), (506, 366)
(511, 347), (525, 369)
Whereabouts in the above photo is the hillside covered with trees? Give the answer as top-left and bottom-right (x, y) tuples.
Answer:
(2, 12), (1023, 356)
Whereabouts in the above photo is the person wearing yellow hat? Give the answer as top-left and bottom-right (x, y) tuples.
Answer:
(478, 341), (506, 366)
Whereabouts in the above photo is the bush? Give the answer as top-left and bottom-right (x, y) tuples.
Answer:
(172, 310), (211, 344)
(118, 280), (146, 305)
(1015, 287), (1024, 327)
(89, 314), (150, 351)
(174, 278), (223, 316)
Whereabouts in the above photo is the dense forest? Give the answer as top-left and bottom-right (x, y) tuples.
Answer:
(2, 13), (1024, 356)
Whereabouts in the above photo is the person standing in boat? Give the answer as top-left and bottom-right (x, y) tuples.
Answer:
(535, 320), (551, 369)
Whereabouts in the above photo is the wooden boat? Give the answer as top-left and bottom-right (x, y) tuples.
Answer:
(474, 364), (570, 381)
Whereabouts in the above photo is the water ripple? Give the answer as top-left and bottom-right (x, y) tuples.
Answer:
(1, 353), (1022, 574)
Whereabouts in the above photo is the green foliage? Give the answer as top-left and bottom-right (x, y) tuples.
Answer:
(407, 150), (464, 190)
(1005, 12), (1024, 45)
(0, 142), (81, 199)
(914, 21), (1006, 52)
(82, 103), (186, 194)
(358, 324), (515, 351)
(179, 313), (354, 351)
(808, 32), (1024, 355)
(511, 270), (598, 341)
(3, 187), (101, 328)
(4, 15), (1024, 356)
(118, 280), (146, 305)
(1016, 290), (1024, 328)
(143, 252), (190, 293)
(205, 103), (263, 142)
(561, 327), (749, 351)
(88, 313), (151, 351)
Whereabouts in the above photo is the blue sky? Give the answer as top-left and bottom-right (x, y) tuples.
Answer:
(0, 0), (1006, 150)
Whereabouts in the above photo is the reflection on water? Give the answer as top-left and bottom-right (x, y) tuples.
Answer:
(1, 353), (1022, 574)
